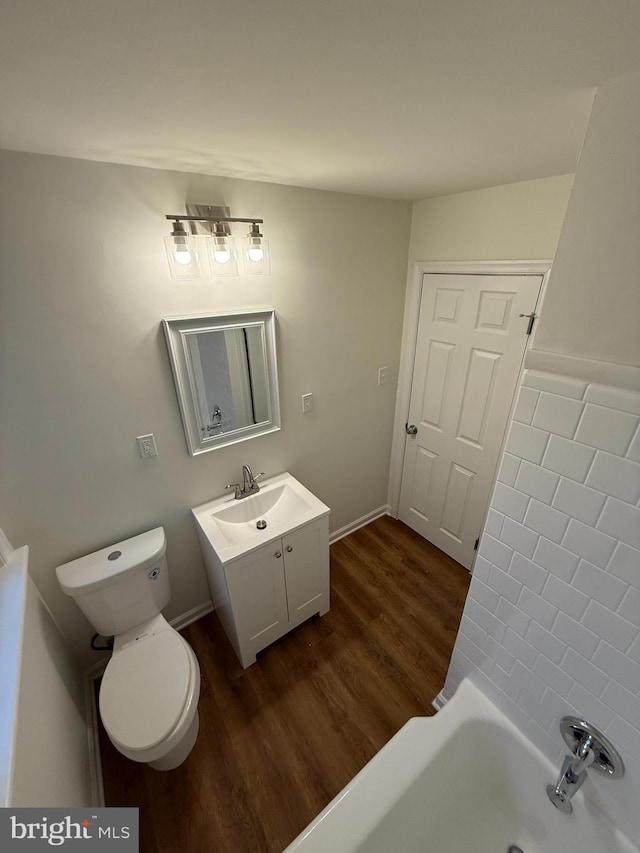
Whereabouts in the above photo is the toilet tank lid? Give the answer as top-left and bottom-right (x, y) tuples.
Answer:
(56, 527), (166, 596)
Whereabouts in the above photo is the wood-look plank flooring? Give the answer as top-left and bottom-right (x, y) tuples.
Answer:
(97, 516), (470, 853)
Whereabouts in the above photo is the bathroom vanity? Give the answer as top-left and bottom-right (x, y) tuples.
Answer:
(192, 473), (330, 667)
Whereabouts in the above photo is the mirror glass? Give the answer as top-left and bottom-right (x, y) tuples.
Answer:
(162, 309), (280, 455)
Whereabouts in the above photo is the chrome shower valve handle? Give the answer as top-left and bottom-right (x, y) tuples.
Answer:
(546, 716), (625, 814)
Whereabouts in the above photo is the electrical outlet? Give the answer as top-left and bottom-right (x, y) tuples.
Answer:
(301, 393), (313, 413)
(136, 434), (158, 458)
(377, 366), (389, 386)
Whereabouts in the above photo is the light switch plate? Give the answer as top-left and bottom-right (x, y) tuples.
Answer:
(378, 366), (389, 386)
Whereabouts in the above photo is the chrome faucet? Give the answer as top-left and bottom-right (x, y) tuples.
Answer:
(225, 465), (265, 500)
(546, 716), (624, 814)
(547, 735), (595, 813)
(242, 464), (259, 495)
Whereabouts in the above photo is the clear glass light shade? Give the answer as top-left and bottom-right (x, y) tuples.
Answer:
(240, 235), (271, 275)
(164, 234), (202, 279)
(206, 234), (239, 276)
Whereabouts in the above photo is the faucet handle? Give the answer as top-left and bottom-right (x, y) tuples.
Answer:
(225, 483), (242, 500)
(559, 717), (625, 778)
(247, 472), (265, 493)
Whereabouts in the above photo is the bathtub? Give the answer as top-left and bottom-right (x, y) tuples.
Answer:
(285, 679), (638, 853)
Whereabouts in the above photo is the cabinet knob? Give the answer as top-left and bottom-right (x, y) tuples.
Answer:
(274, 551), (282, 558)
(286, 545), (293, 552)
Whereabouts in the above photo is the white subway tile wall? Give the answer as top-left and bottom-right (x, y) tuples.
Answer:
(443, 370), (640, 840)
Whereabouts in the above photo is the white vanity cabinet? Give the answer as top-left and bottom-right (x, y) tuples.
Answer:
(191, 473), (330, 667)
(192, 473), (331, 669)
(221, 519), (330, 667)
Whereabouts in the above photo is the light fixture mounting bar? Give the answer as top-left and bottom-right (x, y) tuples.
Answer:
(165, 215), (264, 224)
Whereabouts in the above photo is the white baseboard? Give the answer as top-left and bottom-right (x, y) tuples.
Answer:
(329, 506), (390, 545)
(84, 671), (105, 807)
(431, 689), (448, 712)
(170, 600), (213, 632)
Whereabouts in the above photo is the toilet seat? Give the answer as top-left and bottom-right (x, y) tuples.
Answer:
(100, 629), (197, 754)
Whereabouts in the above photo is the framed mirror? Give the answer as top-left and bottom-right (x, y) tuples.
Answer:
(162, 309), (280, 455)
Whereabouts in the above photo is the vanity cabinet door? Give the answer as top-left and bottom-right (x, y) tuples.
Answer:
(225, 542), (289, 663)
(282, 520), (330, 630)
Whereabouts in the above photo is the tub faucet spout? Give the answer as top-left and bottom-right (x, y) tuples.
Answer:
(566, 735), (596, 778)
(547, 736), (594, 813)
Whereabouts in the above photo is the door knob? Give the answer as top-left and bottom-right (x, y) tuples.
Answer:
(286, 545), (293, 552)
(406, 424), (418, 435)
(274, 551), (282, 558)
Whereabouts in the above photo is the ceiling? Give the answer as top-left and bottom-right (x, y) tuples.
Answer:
(1, 0), (639, 201)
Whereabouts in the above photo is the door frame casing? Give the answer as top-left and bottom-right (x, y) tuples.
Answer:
(387, 260), (553, 521)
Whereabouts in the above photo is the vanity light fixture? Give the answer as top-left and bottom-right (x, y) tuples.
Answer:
(164, 220), (202, 280)
(207, 221), (239, 277)
(241, 222), (271, 275)
(164, 208), (269, 280)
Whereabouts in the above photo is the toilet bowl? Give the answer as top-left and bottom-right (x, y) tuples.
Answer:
(56, 527), (201, 770)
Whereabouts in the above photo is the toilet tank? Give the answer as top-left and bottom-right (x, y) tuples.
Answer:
(56, 527), (171, 637)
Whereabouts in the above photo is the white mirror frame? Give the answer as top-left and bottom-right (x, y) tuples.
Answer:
(162, 308), (281, 455)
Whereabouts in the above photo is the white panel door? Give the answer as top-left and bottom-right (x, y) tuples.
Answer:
(398, 273), (541, 569)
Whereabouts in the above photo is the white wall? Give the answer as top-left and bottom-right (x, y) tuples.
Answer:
(0, 151), (411, 666)
(533, 74), (640, 367)
(444, 72), (640, 842)
(408, 174), (574, 263)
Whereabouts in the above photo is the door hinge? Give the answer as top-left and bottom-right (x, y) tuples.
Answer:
(519, 312), (537, 335)
(474, 538), (479, 551)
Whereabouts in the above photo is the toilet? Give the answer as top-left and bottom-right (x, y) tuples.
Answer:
(56, 527), (201, 771)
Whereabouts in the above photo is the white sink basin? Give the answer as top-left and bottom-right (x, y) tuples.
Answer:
(207, 484), (312, 545)
(192, 472), (330, 562)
